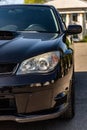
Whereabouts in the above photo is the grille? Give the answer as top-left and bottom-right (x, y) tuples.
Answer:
(0, 63), (17, 75)
(0, 97), (17, 115)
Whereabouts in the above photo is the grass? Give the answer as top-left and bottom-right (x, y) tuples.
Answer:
(80, 35), (87, 42)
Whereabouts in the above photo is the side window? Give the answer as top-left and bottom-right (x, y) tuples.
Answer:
(60, 14), (66, 31)
(61, 14), (66, 23)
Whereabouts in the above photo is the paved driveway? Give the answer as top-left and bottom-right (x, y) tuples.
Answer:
(0, 43), (87, 130)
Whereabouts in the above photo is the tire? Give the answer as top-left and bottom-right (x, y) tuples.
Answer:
(61, 75), (75, 119)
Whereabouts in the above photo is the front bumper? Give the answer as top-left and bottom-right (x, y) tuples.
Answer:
(0, 67), (72, 122)
(0, 104), (68, 123)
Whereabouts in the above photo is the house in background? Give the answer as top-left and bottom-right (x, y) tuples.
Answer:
(46, 0), (87, 41)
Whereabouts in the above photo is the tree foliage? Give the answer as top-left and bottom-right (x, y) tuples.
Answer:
(24, 0), (46, 4)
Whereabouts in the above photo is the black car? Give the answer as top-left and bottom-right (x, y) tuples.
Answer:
(0, 4), (82, 122)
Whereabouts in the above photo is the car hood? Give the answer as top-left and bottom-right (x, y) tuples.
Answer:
(0, 31), (66, 63)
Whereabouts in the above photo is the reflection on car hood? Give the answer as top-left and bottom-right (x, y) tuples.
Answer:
(0, 32), (65, 63)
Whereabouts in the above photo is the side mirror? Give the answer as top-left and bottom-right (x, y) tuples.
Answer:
(66, 25), (82, 35)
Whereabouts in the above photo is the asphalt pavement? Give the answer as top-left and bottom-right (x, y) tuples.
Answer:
(0, 43), (87, 130)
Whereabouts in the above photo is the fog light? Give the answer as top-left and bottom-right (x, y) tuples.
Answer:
(30, 83), (41, 87)
(43, 82), (50, 86)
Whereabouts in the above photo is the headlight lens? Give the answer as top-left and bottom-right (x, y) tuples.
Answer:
(16, 51), (60, 75)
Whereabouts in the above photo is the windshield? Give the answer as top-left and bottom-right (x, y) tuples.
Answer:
(0, 5), (59, 33)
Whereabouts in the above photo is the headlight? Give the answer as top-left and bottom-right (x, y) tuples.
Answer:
(16, 51), (60, 75)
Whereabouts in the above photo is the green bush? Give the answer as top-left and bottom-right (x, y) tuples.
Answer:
(80, 35), (87, 42)
(24, 0), (46, 3)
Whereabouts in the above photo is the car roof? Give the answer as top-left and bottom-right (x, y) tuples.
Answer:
(0, 4), (54, 8)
